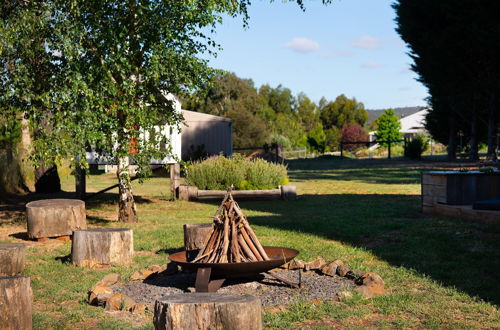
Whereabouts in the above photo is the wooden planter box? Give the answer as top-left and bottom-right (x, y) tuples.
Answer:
(422, 171), (500, 207)
(178, 185), (296, 201)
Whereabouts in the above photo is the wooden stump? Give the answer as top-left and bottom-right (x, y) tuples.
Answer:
(153, 293), (261, 330)
(178, 185), (198, 201)
(26, 199), (87, 239)
(0, 243), (26, 276)
(183, 223), (213, 261)
(71, 228), (133, 267)
(0, 276), (32, 330)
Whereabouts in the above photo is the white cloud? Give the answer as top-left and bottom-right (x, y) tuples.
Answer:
(283, 37), (320, 53)
(361, 61), (381, 69)
(351, 36), (381, 50)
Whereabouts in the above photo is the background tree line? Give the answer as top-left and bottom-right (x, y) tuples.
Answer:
(184, 72), (370, 153)
(394, 0), (499, 161)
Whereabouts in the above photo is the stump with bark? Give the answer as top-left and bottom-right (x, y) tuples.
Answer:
(0, 276), (33, 330)
(0, 243), (26, 276)
(183, 223), (213, 261)
(26, 199), (87, 239)
(153, 293), (261, 330)
(71, 228), (133, 267)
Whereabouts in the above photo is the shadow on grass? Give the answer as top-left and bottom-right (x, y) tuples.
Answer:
(87, 215), (114, 226)
(196, 193), (500, 305)
(285, 157), (476, 184)
(55, 254), (72, 264)
(156, 247), (184, 255)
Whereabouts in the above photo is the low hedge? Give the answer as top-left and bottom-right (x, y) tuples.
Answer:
(185, 155), (289, 190)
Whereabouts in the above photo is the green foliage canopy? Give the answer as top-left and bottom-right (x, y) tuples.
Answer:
(375, 109), (402, 146)
(320, 94), (368, 129)
(0, 1), (258, 175)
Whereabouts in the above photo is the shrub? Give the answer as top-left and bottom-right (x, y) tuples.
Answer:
(404, 134), (429, 159)
(186, 155), (288, 190)
(341, 124), (369, 151)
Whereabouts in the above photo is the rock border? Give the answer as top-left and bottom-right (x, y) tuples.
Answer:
(285, 257), (386, 298)
(88, 256), (385, 314)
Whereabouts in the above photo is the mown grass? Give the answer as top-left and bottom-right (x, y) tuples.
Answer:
(2, 157), (499, 329)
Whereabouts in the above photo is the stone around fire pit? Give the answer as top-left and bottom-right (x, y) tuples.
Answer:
(112, 268), (355, 308)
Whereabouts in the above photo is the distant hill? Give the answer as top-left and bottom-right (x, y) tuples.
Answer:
(367, 106), (427, 124)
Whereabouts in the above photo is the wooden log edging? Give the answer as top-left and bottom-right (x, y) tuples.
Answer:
(178, 185), (296, 201)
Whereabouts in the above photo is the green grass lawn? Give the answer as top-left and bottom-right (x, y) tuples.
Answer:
(2, 158), (500, 329)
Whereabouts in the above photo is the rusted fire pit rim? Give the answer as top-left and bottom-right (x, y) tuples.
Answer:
(168, 246), (299, 278)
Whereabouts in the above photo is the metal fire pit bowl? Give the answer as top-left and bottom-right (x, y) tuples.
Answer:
(168, 246), (299, 292)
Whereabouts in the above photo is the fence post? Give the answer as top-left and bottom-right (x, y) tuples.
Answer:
(388, 141), (392, 159)
(340, 141), (343, 159)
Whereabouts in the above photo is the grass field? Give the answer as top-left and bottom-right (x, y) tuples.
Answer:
(1, 157), (499, 329)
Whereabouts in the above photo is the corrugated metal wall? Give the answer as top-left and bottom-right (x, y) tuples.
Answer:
(181, 110), (232, 160)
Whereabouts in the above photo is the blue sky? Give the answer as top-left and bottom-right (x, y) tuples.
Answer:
(205, 0), (429, 110)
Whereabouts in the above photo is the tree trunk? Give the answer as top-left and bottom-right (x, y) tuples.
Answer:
(34, 164), (61, 193)
(447, 115), (457, 161)
(469, 113), (479, 161)
(117, 157), (137, 223)
(486, 93), (497, 161)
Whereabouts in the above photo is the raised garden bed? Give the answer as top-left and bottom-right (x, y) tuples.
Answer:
(422, 170), (500, 225)
(422, 170), (500, 206)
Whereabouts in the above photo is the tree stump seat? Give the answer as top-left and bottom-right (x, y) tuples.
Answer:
(0, 276), (33, 330)
(26, 199), (86, 239)
(153, 293), (262, 330)
(71, 228), (133, 267)
(183, 223), (212, 261)
(0, 243), (26, 276)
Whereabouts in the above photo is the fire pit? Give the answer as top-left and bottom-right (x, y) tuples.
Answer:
(169, 246), (299, 292)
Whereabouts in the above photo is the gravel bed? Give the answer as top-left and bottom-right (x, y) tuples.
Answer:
(113, 269), (355, 307)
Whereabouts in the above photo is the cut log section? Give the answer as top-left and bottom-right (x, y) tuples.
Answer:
(0, 276), (33, 330)
(153, 293), (261, 330)
(0, 243), (26, 276)
(26, 199), (86, 239)
(183, 223), (213, 261)
(71, 228), (133, 267)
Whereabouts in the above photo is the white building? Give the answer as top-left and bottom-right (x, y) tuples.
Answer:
(399, 108), (429, 138)
(86, 95), (233, 171)
(369, 108), (429, 142)
(181, 110), (232, 160)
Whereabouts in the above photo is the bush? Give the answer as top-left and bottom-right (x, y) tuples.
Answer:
(341, 124), (368, 151)
(404, 134), (429, 159)
(186, 155), (288, 190)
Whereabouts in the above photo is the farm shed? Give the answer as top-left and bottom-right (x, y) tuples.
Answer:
(181, 110), (232, 160)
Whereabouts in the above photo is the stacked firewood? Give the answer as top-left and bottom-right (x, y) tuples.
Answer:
(192, 189), (270, 263)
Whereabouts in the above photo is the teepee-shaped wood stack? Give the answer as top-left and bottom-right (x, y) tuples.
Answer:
(192, 189), (270, 263)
